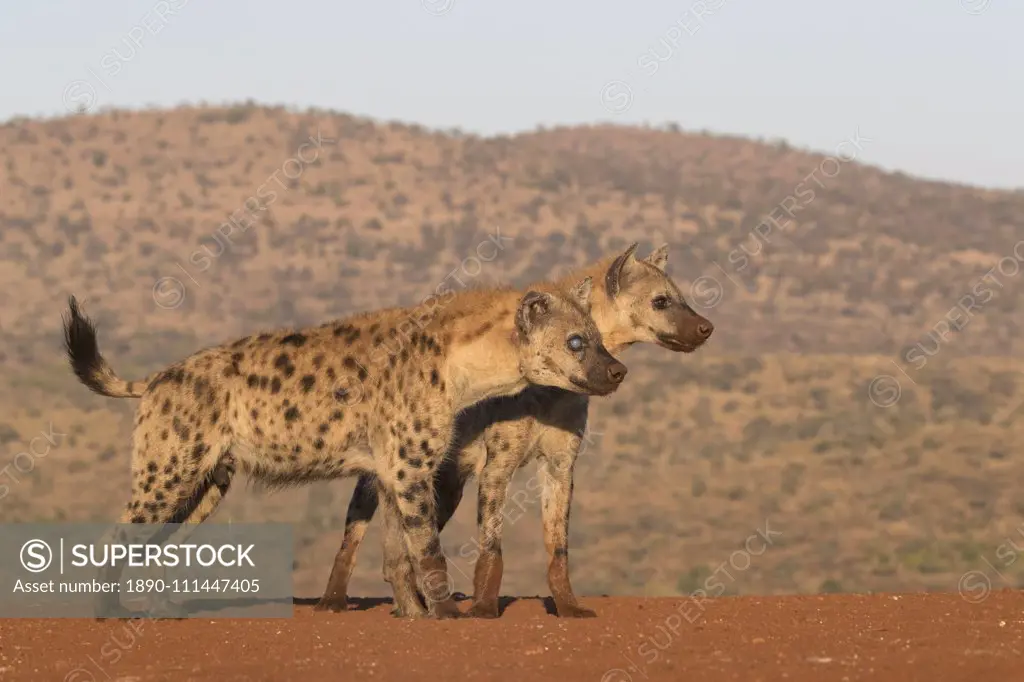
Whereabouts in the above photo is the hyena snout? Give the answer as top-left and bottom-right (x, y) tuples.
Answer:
(587, 349), (627, 395)
(606, 359), (627, 384)
(659, 310), (714, 352)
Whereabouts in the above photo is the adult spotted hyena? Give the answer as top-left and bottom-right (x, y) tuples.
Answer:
(63, 275), (626, 619)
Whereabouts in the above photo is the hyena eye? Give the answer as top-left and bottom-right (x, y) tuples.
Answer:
(652, 296), (672, 310)
(566, 334), (585, 352)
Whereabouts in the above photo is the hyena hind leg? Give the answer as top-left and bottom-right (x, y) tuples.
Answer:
(315, 473), (380, 613)
(97, 444), (233, 619)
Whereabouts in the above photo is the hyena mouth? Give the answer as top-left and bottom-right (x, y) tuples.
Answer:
(569, 375), (616, 396)
(656, 334), (700, 353)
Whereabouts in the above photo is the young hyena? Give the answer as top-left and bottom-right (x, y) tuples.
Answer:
(315, 242), (713, 618)
(62, 276), (627, 619)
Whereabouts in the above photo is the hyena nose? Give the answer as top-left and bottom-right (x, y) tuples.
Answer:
(607, 361), (627, 384)
(697, 322), (714, 338)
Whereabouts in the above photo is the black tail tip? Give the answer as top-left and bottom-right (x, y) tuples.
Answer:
(64, 296), (80, 337)
(62, 294), (98, 357)
(66, 295), (83, 321)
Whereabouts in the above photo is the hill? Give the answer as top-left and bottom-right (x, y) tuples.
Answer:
(1, 104), (1022, 599)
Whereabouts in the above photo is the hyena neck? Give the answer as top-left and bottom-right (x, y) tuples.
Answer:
(555, 258), (636, 356)
(443, 291), (526, 411)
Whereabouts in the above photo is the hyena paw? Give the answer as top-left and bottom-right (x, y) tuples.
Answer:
(467, 601), (500, 619)
(313, 597), (349, 613)
(557, 603), (597, 618)
(431, 600), (464, 619)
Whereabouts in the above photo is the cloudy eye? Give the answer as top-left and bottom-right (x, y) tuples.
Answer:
(566, 334), (585, 352)
(652, 296), (672, 310)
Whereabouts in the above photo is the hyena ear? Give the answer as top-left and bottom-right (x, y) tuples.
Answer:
(569, 277), (593, 313)
(515, 290), (553, 336)
(644, 244), (669, 271)
(605, 242), (639, 298)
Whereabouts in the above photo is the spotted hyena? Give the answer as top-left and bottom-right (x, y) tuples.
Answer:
(316, 242), (713, 618)
(62, 275), (627, 619)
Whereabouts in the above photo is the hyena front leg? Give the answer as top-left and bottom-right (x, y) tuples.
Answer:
(384, 453), (472, 611)
(435, 454), (471, 534)
(315, 473), (379, 612)
(466, 451), (522, 618)
(379, 428), (461, 619)
(379, 489), (428, 618)
(537, 429), (596, 618)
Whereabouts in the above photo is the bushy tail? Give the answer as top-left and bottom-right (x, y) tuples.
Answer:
(62, 296), (145, 399)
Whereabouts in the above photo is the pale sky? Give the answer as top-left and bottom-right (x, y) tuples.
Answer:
(1, 0), (1019, 189)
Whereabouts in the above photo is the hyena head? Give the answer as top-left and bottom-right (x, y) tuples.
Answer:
(604, 242), (714, 352)
(514, 277), (628, 396)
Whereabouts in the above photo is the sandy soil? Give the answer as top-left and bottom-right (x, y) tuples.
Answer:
(1, 591), (1022, 682)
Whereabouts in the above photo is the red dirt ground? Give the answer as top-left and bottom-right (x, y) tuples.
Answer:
(1, 592), (1022, 682)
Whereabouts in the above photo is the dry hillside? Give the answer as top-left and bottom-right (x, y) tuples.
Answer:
(1, 104), (1022, 599)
